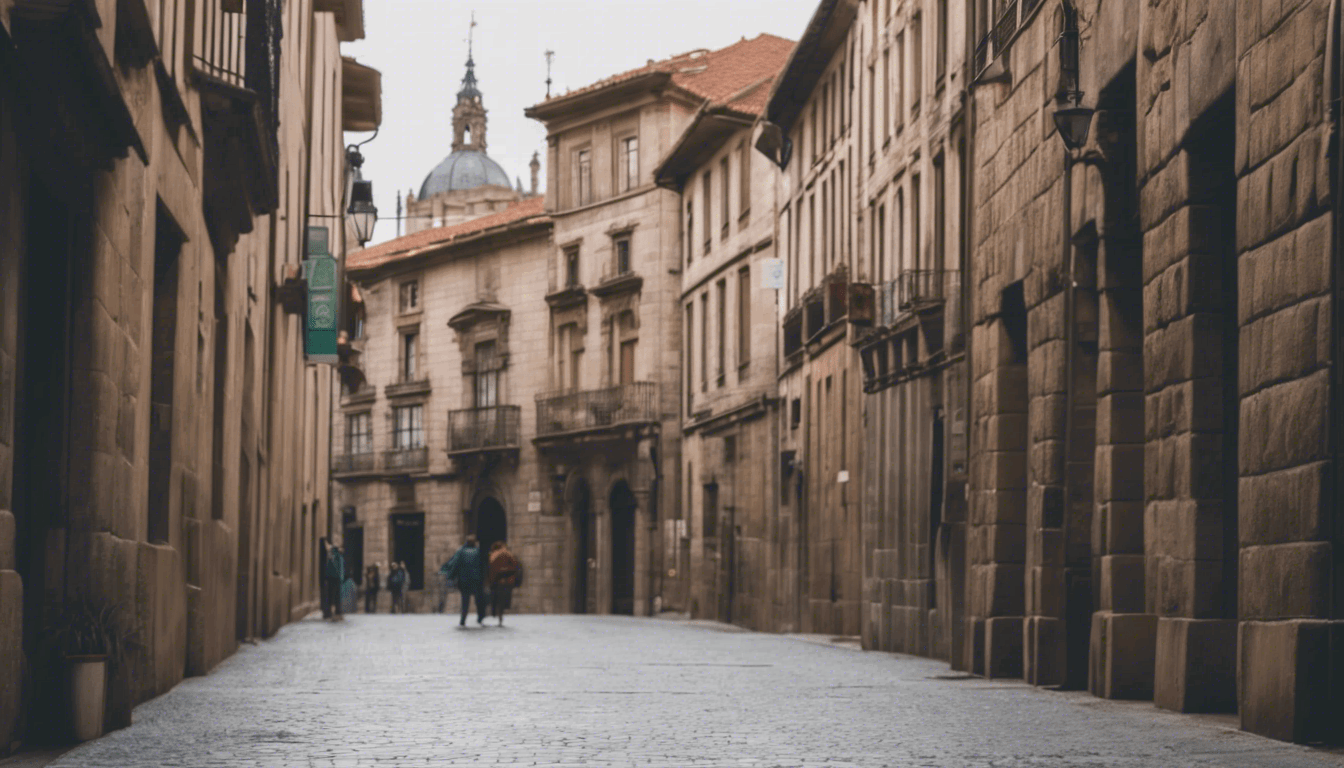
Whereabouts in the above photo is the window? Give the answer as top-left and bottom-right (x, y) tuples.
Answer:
(700, 292), (709, 392)
(912, 15), (923, 111)
(576, 148), (592, 206)
(934, 155), (946, 273)
(685, 303), (695, 412)
(619, 136), (639, 192)
(702, 171), (713, 254)
(402, 331), (419, 381)
(346, 412), (372, 454)
(821, 83), (830, 148)
(912, 173), (922, 270)
(877, 203), (887, 285)
(737, 266), (750, 371)
(895, 32), (905, 127)
(723, 435), (737, 466)
(720, 156), (730, 240)
(393, 405), (425, 449)
(738, 141), (751, 219)
(790, 397), (801, 429)
(937, 0), (948, 82)
(686, 201), (695, 265)
(867, 63), (876, 157)
(821, 180), (829, 268)
(882, 48), (890, 143)
(620, 337), (636, 385)
(614, 235), (631, 276)
(399, 280), (420, 313)
(716, 279), (726, 387)
(898, 188), (908, 273)
(474, 341), (499, 408)
(564, 245), (580, 288)
(557, 323), (582, 391)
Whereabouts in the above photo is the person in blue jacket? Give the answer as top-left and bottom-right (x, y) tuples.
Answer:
(444, 535), (487, 627)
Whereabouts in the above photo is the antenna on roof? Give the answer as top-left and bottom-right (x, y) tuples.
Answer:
(467, 11), (477, 60)
(545, 50), (555, 98)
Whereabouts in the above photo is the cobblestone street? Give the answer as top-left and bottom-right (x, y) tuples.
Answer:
(41, 615), (1344, 767)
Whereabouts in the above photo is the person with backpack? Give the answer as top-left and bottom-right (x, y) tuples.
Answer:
(387, 562), (407, 614)
(487, 540), (522, 627)
(322, 543), (345, 620)
(364, 563), (381, 613)
(444, 535), (487, 627)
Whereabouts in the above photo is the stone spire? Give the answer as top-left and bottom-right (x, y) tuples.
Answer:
(452, 14), (487, 152)
(529, 151), (541, 196)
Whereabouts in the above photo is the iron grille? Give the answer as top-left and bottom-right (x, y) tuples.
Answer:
(448, 405), (522, 452)
(334, 453), (375, 473)
(382, 447), (428, 472)
(535, 382), (658, 437)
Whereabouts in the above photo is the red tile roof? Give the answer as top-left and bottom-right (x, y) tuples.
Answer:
(346, 197), (549, 272)
(531, 34), (795, 116)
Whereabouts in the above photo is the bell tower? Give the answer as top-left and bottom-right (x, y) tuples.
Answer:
(452, 16), (487, 152)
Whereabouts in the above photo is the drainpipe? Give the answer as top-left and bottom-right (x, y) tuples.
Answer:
(1329, 0), (1344, 641)
(960, 0), (978, 674)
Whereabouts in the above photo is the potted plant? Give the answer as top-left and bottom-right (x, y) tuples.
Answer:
(47, 600), (127, 742)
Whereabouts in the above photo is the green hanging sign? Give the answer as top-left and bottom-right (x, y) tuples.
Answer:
(304, 226), (340, 364)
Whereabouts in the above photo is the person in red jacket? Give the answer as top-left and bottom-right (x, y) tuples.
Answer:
(487, 540), (522, 626)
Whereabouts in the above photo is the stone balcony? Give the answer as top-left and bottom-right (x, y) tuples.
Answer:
(534, 382), (658, 442)
(447, 405), (521, 456)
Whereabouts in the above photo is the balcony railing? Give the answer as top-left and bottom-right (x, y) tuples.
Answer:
(383, 447), (428, 473)
(898, 269), (950, 310)
(535, 382), (658, 437)
(448, 405), (522, 453)
(334, 452), (375, 474)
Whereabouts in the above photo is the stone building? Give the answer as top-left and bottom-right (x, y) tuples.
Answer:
(757, 9), (867, 636)
(522, 37), (791, 617)
(652, 36), (793, 629)
(843, 0), (971, 663)
(963, 0), (1341, 745)
(402, 48), (540, 235)
(743, 0), (1341, 747)
(336, 198), (566, 614)
(0, 0), (375, 750)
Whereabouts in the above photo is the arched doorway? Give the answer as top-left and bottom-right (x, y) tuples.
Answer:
(469, 496), (508, 559)
(566, 475), (593, 614)
(610, 481), (637, 615)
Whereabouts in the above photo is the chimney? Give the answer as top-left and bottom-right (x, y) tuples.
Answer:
(530, 151), (541, 197)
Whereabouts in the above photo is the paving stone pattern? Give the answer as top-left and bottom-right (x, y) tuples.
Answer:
(49, 616), (1344, 767)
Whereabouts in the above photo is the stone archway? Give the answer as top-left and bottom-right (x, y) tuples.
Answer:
(468, 494), (508, 559)
(609, 480), (638, 615)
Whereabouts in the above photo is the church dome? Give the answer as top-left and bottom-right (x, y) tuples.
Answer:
(418, 150), (512, 198)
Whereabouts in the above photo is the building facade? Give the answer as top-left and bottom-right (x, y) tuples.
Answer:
(758, 8), (868, 637)
(337, 198), (567, 613)
(964, 0), (1342, 744)
(0, 0), (375, 749)
(737, 0), (1343, 747)
(652, 37), (792, 629)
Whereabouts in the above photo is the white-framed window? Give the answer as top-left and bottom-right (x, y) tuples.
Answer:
(392, 405), (425, 449)
(398, 279), (420, 313)
(619, 136), (639, 192)
(346, 412), (372, 454)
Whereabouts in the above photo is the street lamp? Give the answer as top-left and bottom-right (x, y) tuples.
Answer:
(1053, 104), (1095, 151)
(348, 178), (377, 247)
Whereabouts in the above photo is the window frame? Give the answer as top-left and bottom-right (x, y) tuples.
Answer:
(392, 404), (425, 450)
(398, 279), (420, 314)
(401, 329), (420, 382)
(345, 411), (373, 455)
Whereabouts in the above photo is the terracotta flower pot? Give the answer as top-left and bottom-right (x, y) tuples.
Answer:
(67, 655), (107, 742)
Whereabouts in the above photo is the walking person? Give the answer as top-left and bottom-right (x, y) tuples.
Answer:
(364, 563), (381, 613)
(444, 535), (487, 627)
(397, 562), (412, 613)
(322, 542), (345, 620)
(487, 540), (522, 627)
(387, 562), (406, 614)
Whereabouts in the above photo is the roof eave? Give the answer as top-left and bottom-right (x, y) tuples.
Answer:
(525, 71), (674, 122)
(654, 109), (754, 191)
(347, 217), (552, 278)
(764, 0), (860, 133)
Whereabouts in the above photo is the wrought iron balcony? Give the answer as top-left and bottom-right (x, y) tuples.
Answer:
(535, 382), (658, 438)
(334, 452), (376, 474)
(448, 405), (521, 454)
(383, 447), (428, 473)
(898, 269), (950, 310)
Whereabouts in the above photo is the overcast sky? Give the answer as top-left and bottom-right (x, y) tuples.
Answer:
(341, 0), (819, 247)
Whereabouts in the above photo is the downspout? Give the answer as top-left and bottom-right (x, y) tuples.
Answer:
(1329, 0), (1343, 673)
